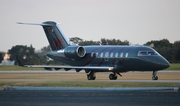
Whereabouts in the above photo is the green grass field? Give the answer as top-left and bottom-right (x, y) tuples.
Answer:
(167, 63), (180, 70)
(1, 81), (179, 88)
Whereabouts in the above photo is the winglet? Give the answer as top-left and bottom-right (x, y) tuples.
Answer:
(15, 55), (24, 67)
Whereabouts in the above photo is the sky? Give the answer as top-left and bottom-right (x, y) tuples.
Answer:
(0, 0), (180, 52)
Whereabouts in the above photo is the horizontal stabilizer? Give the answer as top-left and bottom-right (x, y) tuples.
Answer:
(17, 22), (52, 26)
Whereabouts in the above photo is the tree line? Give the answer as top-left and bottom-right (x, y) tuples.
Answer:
(0, 37), (180, 65)
(144, 39), (180, 63)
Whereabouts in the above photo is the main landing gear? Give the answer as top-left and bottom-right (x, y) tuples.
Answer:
(87, 71), (122, 80)
(87, 71), (96, 80)
(152, 71), (158, 80)
(109, 72), (122, 80)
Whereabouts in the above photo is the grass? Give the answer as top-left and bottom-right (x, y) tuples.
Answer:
(1, 81), (179, 88)
(0, 63), (180, 89)
(0, 72), (180, 89)
(167, 63), (180, 70)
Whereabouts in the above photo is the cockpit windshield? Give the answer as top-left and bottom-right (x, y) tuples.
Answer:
(137, 51), (157, 56)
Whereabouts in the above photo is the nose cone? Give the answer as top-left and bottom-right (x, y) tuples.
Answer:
(156, 56), (170, 70)
(161, 59), (170, 69)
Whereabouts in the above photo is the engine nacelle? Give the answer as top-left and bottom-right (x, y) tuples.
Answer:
(64, 46), (86, 59)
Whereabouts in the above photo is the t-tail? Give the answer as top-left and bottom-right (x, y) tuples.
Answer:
(17, 21), (70, 50)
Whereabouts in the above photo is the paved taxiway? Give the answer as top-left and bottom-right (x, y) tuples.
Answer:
(1, 87), (180, 106)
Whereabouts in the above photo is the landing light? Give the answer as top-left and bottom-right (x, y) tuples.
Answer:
(108, 68), (113, 70)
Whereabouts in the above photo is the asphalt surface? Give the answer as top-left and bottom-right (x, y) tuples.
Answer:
(0, 87), (180, 106)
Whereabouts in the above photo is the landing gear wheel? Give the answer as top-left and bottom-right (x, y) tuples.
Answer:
(152, 71), (158, 80)
(87, 71), (96, 80)
(109, 74), (113, 80)
(109, 74), (117, 80)
(87, 75), (96, 80)
(152, 76), (158, 80)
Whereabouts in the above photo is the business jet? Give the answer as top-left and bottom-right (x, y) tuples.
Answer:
(17, 21), (170, 80)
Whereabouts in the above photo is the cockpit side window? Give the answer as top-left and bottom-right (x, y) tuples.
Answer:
(147, 51), (157, 55)
(138, 51), (157, 56)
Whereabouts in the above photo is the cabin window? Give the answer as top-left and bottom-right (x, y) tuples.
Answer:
(105, 52), (109, 58)
(120, 53), (123, 57)
(115, 52), (118, 57)
(91, 52), (98, 57)
(91, 52), (94, 57)
(96, 53), (98, 56)
(125, 53), (128, 57)
(100, 52), (104, 57)
(110, 53), (113, 58)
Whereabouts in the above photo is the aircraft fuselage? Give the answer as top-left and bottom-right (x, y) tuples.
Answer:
(47, 45), (170, 72)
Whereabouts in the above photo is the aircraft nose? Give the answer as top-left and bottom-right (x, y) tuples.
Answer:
(162, 59), (170, 68)
(157, 57), (170, 69)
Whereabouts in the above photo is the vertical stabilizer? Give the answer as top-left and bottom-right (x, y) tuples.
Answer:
(18, 21), (70, 50)
(41, 21), (70, 50)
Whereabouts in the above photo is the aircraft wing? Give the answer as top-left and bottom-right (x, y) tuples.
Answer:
(24, 65), (114, 71)
(16, 55), (114, 71)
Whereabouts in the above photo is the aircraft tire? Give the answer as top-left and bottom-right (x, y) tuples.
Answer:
(109, 74), (113, 80)
(152, 76), (158, 80)
(87, 75), (96, 80)
(113, 76), (117, 80)
(109, 74), (117, 80)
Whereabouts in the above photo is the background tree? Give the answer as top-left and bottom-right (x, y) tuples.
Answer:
(77, 38), (129, 46)
(37, 45), (61, 65)
(144, 39), (180, 63)
(174, 41), (180, 62)
(0, 52), (5, 63)
(69, 37), (83, 45)
(36, 45), (51, 57)
(79, 40), (99, 46)
(100, 38), (129, 45)
(8, 45), (41, 65)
